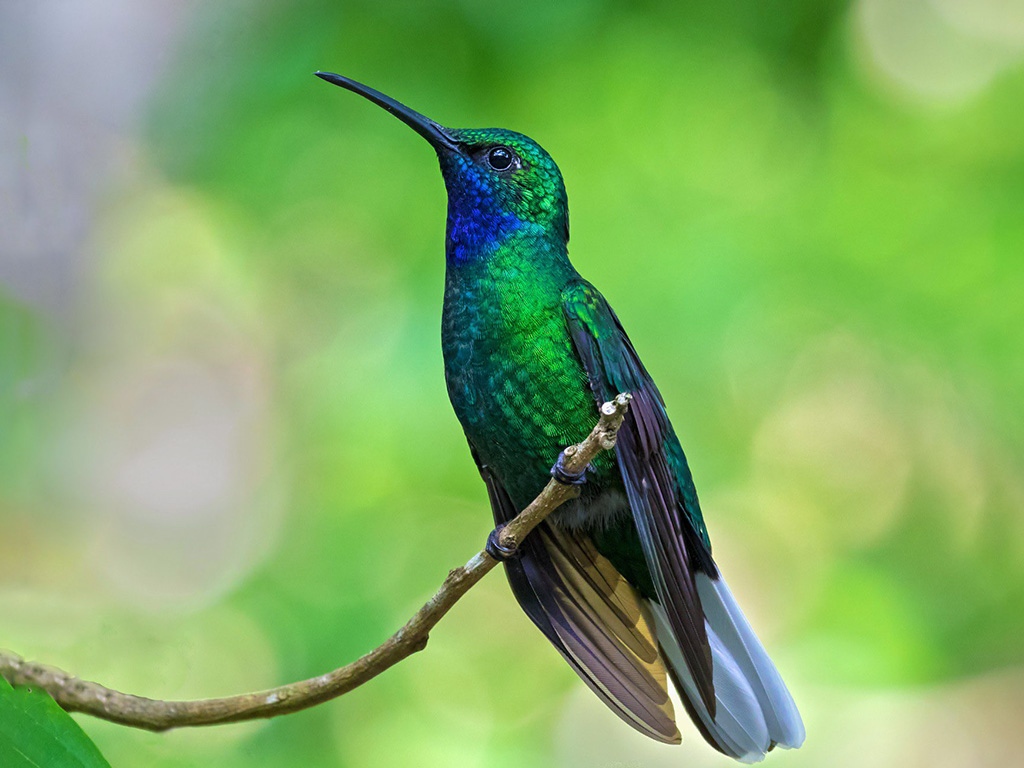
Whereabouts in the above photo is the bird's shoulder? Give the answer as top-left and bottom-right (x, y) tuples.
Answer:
(560, 277), (653, 399)
(560, 279), (619, 340)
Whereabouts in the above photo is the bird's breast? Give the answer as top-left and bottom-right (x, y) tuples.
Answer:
(441, 274), (600, 506)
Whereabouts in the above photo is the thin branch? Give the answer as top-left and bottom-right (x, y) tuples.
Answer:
(0, 394), (632, 732)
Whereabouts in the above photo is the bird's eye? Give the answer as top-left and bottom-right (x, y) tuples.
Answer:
(487, 146), (515, 171)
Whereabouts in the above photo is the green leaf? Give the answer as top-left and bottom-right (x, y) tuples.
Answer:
(0, 675), (110, 768)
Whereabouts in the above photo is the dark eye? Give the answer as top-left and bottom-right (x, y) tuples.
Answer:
(487, 146), (515, 171)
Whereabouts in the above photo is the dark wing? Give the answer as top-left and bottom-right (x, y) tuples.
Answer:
(472, 449), (680, 744)
(562, 279), (717, 715)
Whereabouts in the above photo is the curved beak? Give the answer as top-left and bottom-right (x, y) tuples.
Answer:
(315, 72), (461, 154)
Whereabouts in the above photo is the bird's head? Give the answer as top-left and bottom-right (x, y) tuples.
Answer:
(436, 127), (568, 247)
(315, 73), (569, 261)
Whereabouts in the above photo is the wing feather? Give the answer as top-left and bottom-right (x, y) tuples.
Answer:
(562, 280), (717, 714)
(473, 451), (680, 743)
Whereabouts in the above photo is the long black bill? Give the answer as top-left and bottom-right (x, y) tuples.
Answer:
(315, 72), (461, 154)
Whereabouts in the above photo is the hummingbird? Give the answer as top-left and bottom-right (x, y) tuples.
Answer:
(316, 72), (805, 761)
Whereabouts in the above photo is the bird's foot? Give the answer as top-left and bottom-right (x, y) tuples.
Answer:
(550, 449), (587, 486)
(485, 523), (519, 562)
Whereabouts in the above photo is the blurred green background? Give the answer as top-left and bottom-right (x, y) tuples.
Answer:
(3, 1), (1024, 766)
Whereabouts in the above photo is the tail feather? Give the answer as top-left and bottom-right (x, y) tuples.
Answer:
(650, 602), (770, 763)
(648, 572), (804, 763)
(695, 573), (805, 750)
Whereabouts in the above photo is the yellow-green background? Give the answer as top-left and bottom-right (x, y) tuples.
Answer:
(3, 1), (1023, 766)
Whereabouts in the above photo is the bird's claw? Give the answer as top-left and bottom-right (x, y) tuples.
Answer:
(550, 449), (587, 486)
(485, 523), (519, 561)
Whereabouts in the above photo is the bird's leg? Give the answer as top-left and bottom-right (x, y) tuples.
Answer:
(550, 449), (587, 486)
(485, 523), (519, 561)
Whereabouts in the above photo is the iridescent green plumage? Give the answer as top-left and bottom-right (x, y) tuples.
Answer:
(317, 72), (805, 760)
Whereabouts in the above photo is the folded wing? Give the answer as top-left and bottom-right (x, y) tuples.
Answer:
(562, 280), (717, 714)
(474, 456), (681, 744)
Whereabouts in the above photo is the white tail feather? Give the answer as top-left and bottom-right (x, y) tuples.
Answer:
(649, 602), (770, 763)
(695, 573), (806, 749)
(648, 574), (804, 763)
